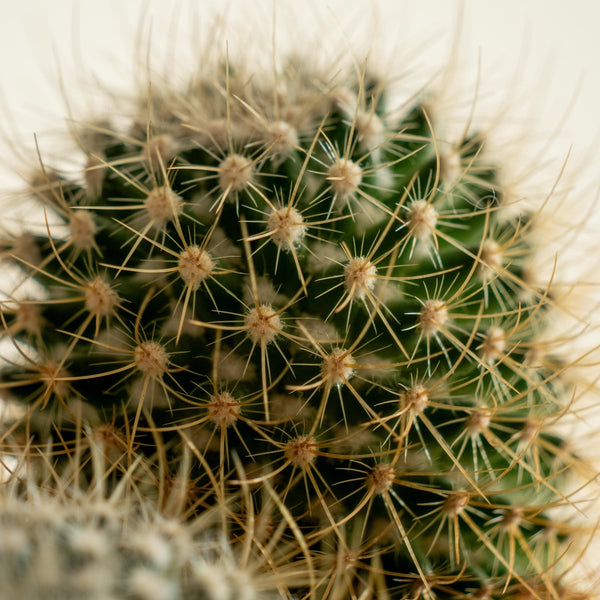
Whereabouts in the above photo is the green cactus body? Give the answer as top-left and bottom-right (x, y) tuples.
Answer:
(0, 40), (595, 599)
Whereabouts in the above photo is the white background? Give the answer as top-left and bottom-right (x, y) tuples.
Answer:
(0, 4), (598, 127)
(0, 0), (599, 166)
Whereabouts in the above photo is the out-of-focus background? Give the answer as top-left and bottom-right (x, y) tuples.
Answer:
(0, 0), (598, 175)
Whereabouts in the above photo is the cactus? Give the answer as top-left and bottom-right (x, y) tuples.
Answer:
(0, 435), (307, 600)
(0, 12), (598, 599)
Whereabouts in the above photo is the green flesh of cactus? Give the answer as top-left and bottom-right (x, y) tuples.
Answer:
(0, 51), (592, 600)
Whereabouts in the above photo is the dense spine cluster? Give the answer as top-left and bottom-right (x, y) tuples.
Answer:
(0, 36), (597, 599)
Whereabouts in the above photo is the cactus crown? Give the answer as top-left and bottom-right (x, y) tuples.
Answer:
(0, 17), (597, 600)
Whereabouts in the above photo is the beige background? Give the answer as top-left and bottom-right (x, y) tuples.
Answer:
(0, 1), (598, 162)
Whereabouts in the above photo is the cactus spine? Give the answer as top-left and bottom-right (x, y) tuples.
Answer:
(0, 11), (598, 599)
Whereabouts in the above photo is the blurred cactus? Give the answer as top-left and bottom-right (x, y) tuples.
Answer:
(0, 436), (305, 600)
(0, 13), (598, 599)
